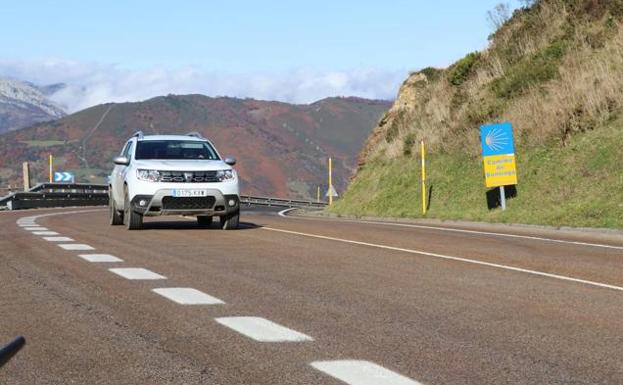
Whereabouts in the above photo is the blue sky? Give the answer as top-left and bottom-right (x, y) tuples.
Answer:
(0, 0), (521, 110)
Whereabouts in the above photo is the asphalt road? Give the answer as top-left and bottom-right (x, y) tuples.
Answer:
(2, 206), (623, 384)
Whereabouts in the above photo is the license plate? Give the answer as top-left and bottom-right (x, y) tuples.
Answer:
(172, 189), (207, 197)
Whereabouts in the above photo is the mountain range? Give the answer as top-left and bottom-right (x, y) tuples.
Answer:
(0, 78), (67, 133)
(0, 94), (390, 198)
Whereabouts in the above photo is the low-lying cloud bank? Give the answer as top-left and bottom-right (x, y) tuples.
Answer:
(0, 58), (405, 112)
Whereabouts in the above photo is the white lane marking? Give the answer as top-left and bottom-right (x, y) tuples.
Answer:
(262, 227), (623, 293)
(215, 317), (313, 342)
(109, 268), (166, 280)
(23, 227), (48, 231)
(298, 217), (623, 251)
(58, 243), (95, 251)
(310, 360), (423, 385)
(357, 220), (623, 251)
(152, 288), (225, 305)
(278, 208), (296, 217)
(78, 254), (123, 263)
(32, 231), (60, 236)
(42, 236), (74, 242)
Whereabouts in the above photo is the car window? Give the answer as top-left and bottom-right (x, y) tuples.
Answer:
(135, 140), (219, 160)
(123, 141), (134, 160)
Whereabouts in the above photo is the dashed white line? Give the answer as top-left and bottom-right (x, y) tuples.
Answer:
(262, 226), (623, 293)
(310, 360), (423, 385)
(78, 254), (123, 263)
(42, 236), (75, 242)
(32, 231), (60, 236)
(58, 244), (95, 251)
(215, 317), (313, 342)
(152, 288), (225, 305)
(109, 268), (166, 280)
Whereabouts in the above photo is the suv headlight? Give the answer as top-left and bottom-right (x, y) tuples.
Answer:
(136, 169), (160, 182)
(216, 169), (235, 182)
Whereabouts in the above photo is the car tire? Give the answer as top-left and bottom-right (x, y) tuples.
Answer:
(109, 191), (124, 226)
(220, 209), (239, 230)
(197, 216), (213, 227)
(124, 187), (143, 230)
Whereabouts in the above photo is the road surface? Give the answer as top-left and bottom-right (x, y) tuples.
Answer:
(1, 206), (623, 384)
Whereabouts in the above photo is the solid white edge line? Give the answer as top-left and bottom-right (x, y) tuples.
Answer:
(353, 220), (623, 251)
(280, 213), (623, 251)
(262, 226), (623, 293)
(214, 316), (313, 342)
(310, 360), (423, 385)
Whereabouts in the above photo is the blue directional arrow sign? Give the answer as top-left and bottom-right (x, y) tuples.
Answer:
(54, 171), (74, 183)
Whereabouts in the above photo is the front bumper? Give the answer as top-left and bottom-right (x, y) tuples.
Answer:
(131, 188), (239, 216)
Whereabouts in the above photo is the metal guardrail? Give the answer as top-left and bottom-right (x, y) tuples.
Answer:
(0, 184), (327, 210)
(240, 195), (327, 209)
(0, 183), (109, 210)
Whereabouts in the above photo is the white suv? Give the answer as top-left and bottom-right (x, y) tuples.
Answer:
(109, 131), (240, 230)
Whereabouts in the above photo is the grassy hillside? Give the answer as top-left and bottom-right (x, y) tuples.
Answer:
(333, 0), (623, 228)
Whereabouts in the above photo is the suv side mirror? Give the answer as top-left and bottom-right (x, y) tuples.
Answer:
(113, 156), (130, 166)
(224, 157), (236, 166)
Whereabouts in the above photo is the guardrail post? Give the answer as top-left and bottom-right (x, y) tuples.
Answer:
(22, 162), (30, 192)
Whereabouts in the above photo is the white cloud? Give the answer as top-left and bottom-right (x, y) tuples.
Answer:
(0, 58), (405, 112)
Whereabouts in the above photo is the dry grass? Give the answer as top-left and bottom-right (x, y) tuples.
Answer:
(360, 0), (623, 166)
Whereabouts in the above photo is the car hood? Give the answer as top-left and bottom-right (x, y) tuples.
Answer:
(132, 159), (232, 171)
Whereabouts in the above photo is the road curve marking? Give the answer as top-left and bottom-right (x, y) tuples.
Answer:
(215, 316), (313, 342)
(152, 288), (225, 305)
(311, 360), (423, 385)
(78, 254), (123, 263)
(278, 208), (296, 217)
(262, 226), (623, 293)
(109, 268), (166, 280)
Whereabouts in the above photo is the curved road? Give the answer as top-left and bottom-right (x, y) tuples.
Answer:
(2, 207), (623, 384)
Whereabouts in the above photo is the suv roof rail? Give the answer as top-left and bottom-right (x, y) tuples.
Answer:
(186, 132), (205, 139)
(132, 130), (144, 139)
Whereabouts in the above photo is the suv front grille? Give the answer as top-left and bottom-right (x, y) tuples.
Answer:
(159, 171), (219, 183)
(161, 196), (216, 210)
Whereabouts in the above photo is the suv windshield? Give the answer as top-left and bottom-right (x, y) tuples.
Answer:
(135, 140), (220, 160)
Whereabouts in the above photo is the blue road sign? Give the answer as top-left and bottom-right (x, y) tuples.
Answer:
(54, 172), (74, 182)
(480, 122), (515, 157)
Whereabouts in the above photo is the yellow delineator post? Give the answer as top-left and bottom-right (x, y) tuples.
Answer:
(49, 154), (53, 183)
(328, 157), (333, 206)
(421, 140), (426, 215)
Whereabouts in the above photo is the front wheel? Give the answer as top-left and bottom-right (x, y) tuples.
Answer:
(124, 188), (143, 230)
(220, 209), (239, 230)
(109, 191), (123, 226)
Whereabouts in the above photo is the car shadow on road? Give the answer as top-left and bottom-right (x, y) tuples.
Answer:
(139, 220), (261, 231)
